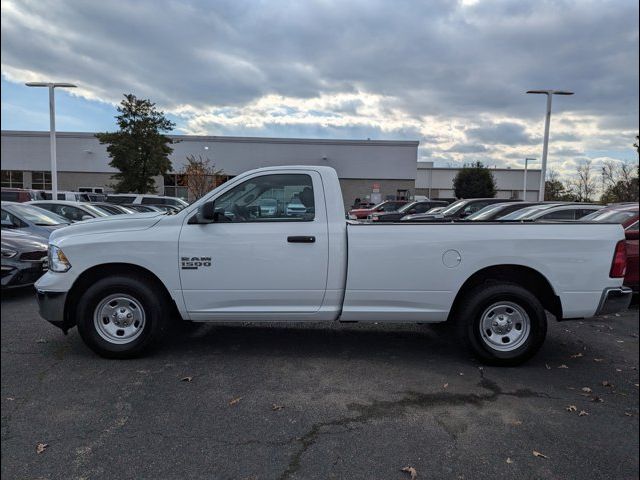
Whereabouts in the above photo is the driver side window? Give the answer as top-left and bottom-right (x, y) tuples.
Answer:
(214, 174), (315, 222)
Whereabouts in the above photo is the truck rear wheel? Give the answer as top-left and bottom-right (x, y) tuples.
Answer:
(75, 275), (170, 358)
(455, 282), (547, 366)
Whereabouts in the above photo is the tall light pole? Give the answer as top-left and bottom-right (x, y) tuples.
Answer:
(526, 89), (574, 201)
(25, 82), (77, 198)
(523, 157), (538, 200)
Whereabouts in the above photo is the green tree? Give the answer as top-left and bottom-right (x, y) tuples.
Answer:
(544, 170), (576, 201)
(452, 161), (496, 198)
(96, 94), (175, 193)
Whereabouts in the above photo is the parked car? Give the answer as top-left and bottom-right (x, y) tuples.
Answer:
(1, 202), (69, 238)
(401, 198), (519, 222)
(28, 200), (111, 223)
(35, 165), (631, 365)
(351, 201), (375, 210)
(258, 199), (278, 216)
(106, 194), (188, 209)
(1, 188), (43, 202)
(498, 203), (603, 221)
(143, 204), (182, 214)
(369, 200), (449, 222)
(121, 204), (164, 213)
(583, 203), (639, 292)
(89, 202), (137, 215)
(1, 230), (48, 288)
(465, 202), (545, 221)
(40, 191), (92, 202)
(348, 200), (409, 220)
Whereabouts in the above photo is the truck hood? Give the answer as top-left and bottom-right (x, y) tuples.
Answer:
(48, 212), (164, 243)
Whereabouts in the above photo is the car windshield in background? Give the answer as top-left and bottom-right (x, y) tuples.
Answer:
(396, 202), (418, 213)
(466, 204), (505, 220)
(581, 209), (638, 224)
(8, 204), (67, 225)
(82, 204), (111, 217)
(438, 199), (467, 216)
(499, 204), (554, 220)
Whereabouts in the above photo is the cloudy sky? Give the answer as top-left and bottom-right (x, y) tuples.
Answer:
(1, 0), (638, 177)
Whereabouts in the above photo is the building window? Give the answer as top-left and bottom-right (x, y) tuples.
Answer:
(1, 170), (24, 188)
(32, 171), (52, 190)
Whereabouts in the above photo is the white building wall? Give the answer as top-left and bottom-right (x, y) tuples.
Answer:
(416, 162), (541, 200)
(1, 131), (418, 180)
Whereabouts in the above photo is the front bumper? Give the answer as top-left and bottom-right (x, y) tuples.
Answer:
(36, 289), (70, 332)
(1, 262), (47, 288)
(595, 287), (633, 316)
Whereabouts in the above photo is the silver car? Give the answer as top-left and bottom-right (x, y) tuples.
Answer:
(1, 201), (69, 239)
(1, 230), (48, 288)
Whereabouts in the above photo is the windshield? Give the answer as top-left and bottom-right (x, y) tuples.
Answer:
(397, 202), (418, 213)
(499, 204), (555, 220)
(439, 199), (467, 216)
(8, 204), (68, 225)
(82, 204), (111, 217)
(466, 204), (505, 220)
(581, 208), (637, 224)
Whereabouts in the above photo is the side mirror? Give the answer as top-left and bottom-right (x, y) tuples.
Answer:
(199, 202), (216, 222)
(626, 229), (639, 241)
(81, 215), (93, 221)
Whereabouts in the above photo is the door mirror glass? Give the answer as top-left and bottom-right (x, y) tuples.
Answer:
(197, 202), (216, 223)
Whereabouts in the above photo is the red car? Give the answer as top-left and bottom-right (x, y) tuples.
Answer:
(348, 200), (409, 220)
(583, 203), (639, 292)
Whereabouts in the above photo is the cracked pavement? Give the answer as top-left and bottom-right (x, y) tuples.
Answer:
(1, 288), (638, 479)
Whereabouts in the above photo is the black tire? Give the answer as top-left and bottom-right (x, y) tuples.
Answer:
(75, 275), (170, 359)
(455, 281), (547, 366)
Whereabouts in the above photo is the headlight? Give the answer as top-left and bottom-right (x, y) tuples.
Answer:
(1, 248), (17, 258)
(49, 245), (71, 272)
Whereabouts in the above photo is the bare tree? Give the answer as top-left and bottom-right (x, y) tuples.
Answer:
(600, 159), (639, 203)
(179, 155), (225, 200)
(567, 160), (598, 202)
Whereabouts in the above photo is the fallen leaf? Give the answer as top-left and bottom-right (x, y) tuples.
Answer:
(635, 384), (639, 388)
(6, 397), (15, 401)
(35, 339), (47, 344)
(615, 368), (622, 372)
(532, 450), (548, 459)
(581, 387), (592, 393)
(602, 381), (614, 388)
(180, 376), (193, 382)
(591, 396), (604, 403)
(545, 363), (551, 370)
(558, 364), (569, 369)
(443, 383), (449, 389)
(506, 458), (513, 464)
(570, 353), (583, 359)
(458, 372), (464, 376)
(272, 404), (284, 411)
(36, 443), (48, 454)
(578, 410), (589, 417)
(616, 340), (624, 343)
(594, 358), (604, 362)
(401, 466), (418, 479)
(566, 405), (577, 412)
(228, 397), (242, 406)
(624, 412), (633, 417)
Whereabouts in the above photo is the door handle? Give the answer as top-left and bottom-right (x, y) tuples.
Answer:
(287, 236), (315, 243)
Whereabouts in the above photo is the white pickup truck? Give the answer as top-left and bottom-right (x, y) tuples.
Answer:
(35, 165), (632, 365)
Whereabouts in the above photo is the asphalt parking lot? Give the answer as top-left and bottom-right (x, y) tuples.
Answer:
(1, 288), (638, 480)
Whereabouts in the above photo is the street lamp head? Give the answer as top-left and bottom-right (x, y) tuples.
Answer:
(526, 89), (574, 96)
(25, 82), (77, 88)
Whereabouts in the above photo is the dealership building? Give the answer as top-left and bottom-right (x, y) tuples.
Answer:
(1, 130), (541, 207)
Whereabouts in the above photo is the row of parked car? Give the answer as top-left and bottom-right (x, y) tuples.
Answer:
(347, 198), (638, 293)
(1, 189), (188, 289)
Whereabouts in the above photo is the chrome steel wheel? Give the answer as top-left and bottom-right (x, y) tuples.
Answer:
(93, 294), (146, 345)
(479, 301), (530, 352)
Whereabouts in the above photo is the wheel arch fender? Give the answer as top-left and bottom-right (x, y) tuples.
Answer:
(448, 264), (562, 322)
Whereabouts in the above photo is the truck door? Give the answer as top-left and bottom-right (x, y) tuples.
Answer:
(178, 170), (329, 320)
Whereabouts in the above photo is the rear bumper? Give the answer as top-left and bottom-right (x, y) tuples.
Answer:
(595, 287), (633, 316)
(35, 289), (69, 331)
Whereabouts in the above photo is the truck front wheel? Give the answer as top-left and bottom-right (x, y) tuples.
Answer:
(75, 275), (170, 358)
(455, 282), (547, 366)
